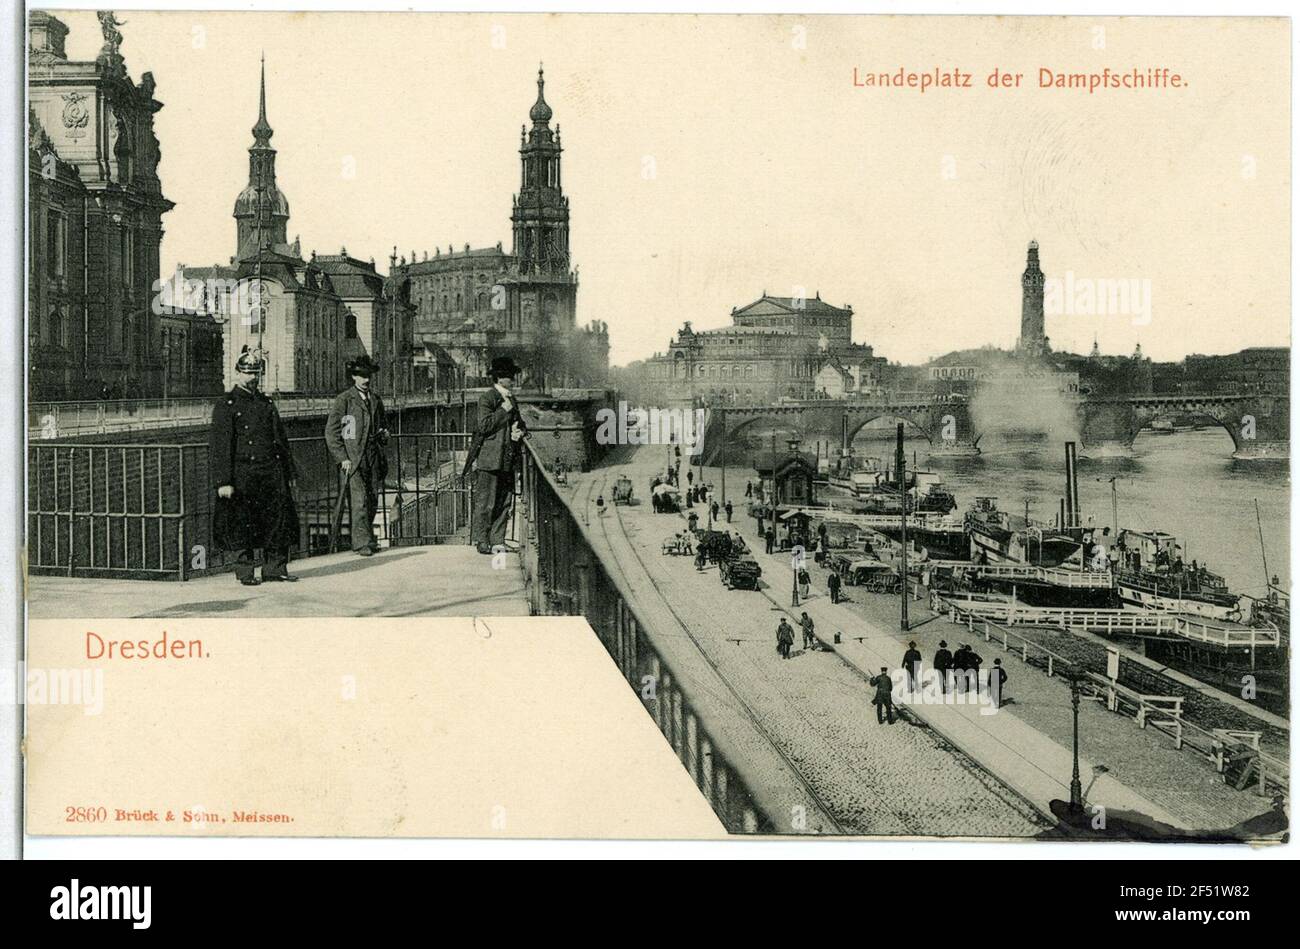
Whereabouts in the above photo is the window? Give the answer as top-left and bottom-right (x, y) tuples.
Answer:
(120, 227), (135, 287)
(47, 210), (66, 279)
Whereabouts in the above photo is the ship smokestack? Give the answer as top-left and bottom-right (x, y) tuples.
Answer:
(1064, 442), (1080, 529)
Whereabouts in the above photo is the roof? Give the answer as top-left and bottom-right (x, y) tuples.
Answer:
(756, 452), (819, 476)
(178, 264), (239, 281)
(313, 255), (385, 298)
(734, 294), (852, 318)
(401, 246), (510, 273)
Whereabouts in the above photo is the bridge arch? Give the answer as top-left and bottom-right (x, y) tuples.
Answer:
(723, 412), (808, 446)
(1131, 405), (1243, 453)
(1138, 405), (1237, 449)
(845, 411), (935, 446)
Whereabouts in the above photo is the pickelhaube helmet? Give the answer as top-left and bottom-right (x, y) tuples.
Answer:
(235, 345), (266, 373)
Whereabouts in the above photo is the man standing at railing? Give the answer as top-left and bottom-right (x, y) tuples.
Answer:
(209, 346), (300, 586)
(463, 356), (527, 555)
(325, 355), (390, 558)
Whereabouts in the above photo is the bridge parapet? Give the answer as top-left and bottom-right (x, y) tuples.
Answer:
(697, 399), (980, 465)
(517, 442), (839, 834)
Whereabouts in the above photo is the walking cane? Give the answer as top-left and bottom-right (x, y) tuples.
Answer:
(326, 461), (363, 554)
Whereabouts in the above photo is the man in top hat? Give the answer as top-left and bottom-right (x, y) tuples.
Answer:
(325, 354), (390, 557)
(209, 346), (300, 585)
(463, 355), (528, 554)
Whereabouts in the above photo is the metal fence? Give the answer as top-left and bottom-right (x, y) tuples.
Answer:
(28, 391), (472, 438)
(27, 432), (474, 580)
(517, 440), (841, 835)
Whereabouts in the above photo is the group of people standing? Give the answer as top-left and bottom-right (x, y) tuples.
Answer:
(208, 348), (528, 584)
(209, 347), (391, 585)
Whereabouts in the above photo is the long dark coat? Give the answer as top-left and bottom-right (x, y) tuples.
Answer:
(209, 386), (299, 552)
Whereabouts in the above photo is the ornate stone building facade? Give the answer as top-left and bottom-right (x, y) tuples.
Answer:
(392, 68), (608, 388)
(27, 11), (175, 399)
(641, 293), (876, 405)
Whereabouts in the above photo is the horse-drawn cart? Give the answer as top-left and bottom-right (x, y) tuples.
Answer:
(831, 554), (899, 593)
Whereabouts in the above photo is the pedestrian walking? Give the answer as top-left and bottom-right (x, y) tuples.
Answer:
(934, 640), (953, 694)
(687, 511), (699, 532)
(967, 644), (984, 695)
(724, 500), (733, 523)
(870, 667), (896, 724)
(596, 494), (606, 516)
(209, 346), (299, 586)
(992, 658), (1008, 707)
(765, 528), (775, 555)
(827, 570), (842, 604)
(745, 480), (752, 498)
(798, 566), (811, 600)
(903, 640), (923, 694)
(687, 469), (694, 487)
(711, 500), (720, 523)
(799, 612), (816, 650)
(776, 618), (795, 659)
(951, 644), (970, 694)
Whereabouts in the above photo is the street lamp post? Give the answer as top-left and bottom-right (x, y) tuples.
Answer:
(1065, 666), (1085, 814)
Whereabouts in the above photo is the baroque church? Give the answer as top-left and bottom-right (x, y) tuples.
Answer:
(393, 68), (609, 389)
(27, 11), (177, 400)
(169, 60), (414, 397)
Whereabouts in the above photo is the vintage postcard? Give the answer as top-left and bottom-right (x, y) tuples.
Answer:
(20, 9), (1290, 843)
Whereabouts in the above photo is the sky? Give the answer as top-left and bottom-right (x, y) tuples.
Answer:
(44, 11), (1290, 366)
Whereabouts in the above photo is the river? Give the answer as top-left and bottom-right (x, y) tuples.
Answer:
(848, 428), (1290, 600)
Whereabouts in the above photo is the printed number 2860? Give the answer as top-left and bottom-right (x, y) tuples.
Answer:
(65, 806), (108, 823)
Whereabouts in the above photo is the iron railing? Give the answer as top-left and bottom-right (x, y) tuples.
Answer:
(28, 390), (476, 438)
(27, 432), (475, 579)
(517, 440), (839, 835)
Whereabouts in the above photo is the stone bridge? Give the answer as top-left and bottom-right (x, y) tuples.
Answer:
(700, 399), (981, 465)
(700, 392), (1289, 463)
(1081, 394), (1289, 460)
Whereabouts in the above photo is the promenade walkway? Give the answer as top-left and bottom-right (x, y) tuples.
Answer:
(594, 448), (1279, 837)
(28, 545), (530, 619)
(569, 450), (1050, 838)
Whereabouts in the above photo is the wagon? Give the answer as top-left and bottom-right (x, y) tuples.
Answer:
(719, 550), (763, 590)
(653, 485), (682, 514)
(612, 475), (634, 505)
(661, 532), (694, 556)
(833, 555), (899, 592)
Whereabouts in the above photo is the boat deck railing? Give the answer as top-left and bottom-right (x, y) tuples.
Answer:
(940, 602), (1287, 797)
(935, 598), (1281, 649)
(942, 562), (1115, 590)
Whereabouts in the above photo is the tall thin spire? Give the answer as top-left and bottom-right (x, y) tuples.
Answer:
(529, 62), (552, 125)
(252, 51), (273, 145)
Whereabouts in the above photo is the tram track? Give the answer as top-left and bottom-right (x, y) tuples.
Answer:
(583, 467), (851, 834)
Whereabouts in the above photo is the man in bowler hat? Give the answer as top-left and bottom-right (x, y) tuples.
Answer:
(464, 355), (528, 553)
(325, 354), (389, 557)
(209, 346), (299, 585)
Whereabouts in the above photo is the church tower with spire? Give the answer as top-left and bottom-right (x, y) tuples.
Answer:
(394, 64), (604, 388)
(511, 65), (570, 274)
(233, 57), (290, 261)
(1017, 240), (1048, 357)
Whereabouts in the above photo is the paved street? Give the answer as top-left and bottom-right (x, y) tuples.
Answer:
(28, 545), (530, 619)
(571, 446), (1279, 836)
(568, 447), (1051, 838)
